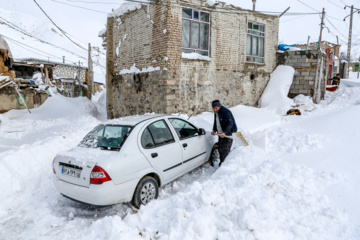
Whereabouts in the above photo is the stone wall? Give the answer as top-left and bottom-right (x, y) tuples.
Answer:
(106, 0), (279, 118)
(276, 50), (327, 99)
(53, 65), (86, 83)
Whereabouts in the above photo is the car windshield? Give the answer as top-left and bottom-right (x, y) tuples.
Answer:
(78, 125), (133, 150)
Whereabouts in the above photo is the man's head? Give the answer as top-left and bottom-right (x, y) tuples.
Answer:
(212, 100), (221, 113)
(336, 74), (340, 77)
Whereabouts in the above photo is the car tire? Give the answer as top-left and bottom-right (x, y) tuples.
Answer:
(131, 176), (159, 209)
(208, 144), (219, 166)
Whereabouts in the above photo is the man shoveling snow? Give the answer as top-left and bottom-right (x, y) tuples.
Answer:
(210, 100), (237, 167)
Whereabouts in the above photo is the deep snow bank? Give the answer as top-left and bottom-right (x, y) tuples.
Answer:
(258, 65), (295, 114)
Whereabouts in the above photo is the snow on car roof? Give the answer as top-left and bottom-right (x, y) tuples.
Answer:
(103, 114), (166, 126)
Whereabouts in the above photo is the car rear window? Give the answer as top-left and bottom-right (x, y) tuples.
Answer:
(79, 124), (132, 150)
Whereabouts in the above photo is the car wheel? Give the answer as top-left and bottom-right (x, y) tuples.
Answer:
(208, 144), (219, 166)
(132, 176), (159, 209)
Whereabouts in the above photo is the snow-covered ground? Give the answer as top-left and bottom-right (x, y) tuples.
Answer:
(1, 76), (360, 239)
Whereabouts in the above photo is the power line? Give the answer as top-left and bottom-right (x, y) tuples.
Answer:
(50, 0), (109, 13)
(48, 0), (320, 16)
(325, 17), (348, 41)
(65, 0), (121, 4)
(326, 0), (344, 9)
(0, 16), (87, 61)
(296, 0), (320, 13)
(0, 33), (80, 65)
(33, 0), (88, 51)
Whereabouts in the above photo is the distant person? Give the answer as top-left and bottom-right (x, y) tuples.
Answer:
(210, 100), (237, 167)
(332, 73), (340, 86)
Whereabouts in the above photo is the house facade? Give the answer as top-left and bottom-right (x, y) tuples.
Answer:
(104, 0), (279, 118)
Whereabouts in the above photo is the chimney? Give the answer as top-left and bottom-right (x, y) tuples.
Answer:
(252, 0), (256, 11)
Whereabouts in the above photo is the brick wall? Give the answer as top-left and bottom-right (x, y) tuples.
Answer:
(105, 0), (279, 118)
(277, 50), (327, 99)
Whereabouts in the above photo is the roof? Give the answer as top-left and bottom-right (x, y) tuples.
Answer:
(103, 114), (166, 126)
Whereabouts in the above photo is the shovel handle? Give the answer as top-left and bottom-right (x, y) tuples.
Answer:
(215, 134), (233, 139)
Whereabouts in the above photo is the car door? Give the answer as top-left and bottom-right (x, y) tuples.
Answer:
(139, 119), (183, 183)
(168, 118), (208, 172)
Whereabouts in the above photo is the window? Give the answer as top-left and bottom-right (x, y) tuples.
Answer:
(246, 22), (265, 64)
(169, 118), (199, 140)
(141, 120), (175, 148)
(79, 125), (132, 150)
(181, 8), (210, 56)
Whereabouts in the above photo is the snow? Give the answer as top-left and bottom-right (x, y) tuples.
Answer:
(258, 65), (295, 114)
(0, 8), (106, 85)
(181, 52), (211, 61)
(0, 76), (10, 81)
(1, 70), (360, 239)
(119, 63), (161, 75)
(108, 2), (143, 18)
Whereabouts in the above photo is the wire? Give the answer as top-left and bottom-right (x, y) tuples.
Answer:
(33, 0), (88, 51)
(45, 0), (321, 16)
(50, 0), (109, 13)
(0, 33), (80, 65)
(280, 15), (308, 23)
(326, 0), (344, 9)
(65, 0), (121, 4)
(296, 0), (320, 13)
(325, 17), (348, 40)
(0, 16), (87, 61)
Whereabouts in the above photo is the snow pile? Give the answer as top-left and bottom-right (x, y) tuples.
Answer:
(108, 2), (143, 18)
(1, 81), (360, 239)
(182, 52), (211, 61)
(119, 63), (161, 75)
(293, 94), (315, 112)
(258, 65), (295, 113)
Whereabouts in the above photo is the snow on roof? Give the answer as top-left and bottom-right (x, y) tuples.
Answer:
(108, 2), (144, 18)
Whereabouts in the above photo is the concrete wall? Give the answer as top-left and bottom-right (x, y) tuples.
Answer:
(277, 50), (327, 99)
(106, 0), (279, 118)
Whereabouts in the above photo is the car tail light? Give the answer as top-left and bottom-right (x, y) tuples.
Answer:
(53, 159), (56, 174)
(90, 165), (112, 185)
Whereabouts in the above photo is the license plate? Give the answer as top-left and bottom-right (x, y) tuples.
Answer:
(61, 166), (81, 178)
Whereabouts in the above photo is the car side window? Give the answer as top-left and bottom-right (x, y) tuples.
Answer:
(169, 118), (198, 140)
(141, 128), (155, 148)
(141, 120), (175, 148)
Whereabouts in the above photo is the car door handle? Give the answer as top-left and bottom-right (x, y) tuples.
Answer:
(182, 143), (188, 148)
(151, 153), (158, 158)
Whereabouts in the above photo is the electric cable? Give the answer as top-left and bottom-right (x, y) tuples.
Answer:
(33, 0), (88, 51)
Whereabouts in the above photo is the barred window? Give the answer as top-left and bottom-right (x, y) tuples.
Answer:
(246, 22), (265, 64)
(181, 8), (210, 56)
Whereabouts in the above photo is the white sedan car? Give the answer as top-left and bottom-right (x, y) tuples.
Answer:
(53, 115), (217, 208)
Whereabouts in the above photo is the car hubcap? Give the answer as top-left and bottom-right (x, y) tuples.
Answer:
(140, 182), (156, 205)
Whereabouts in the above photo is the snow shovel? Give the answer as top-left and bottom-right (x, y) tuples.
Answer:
(215, 130), (249, 146)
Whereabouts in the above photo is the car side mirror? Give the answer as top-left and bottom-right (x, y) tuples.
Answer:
(198, 128), (206, 135)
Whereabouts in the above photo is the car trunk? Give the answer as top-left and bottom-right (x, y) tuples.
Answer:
(54, 147), (112, 188)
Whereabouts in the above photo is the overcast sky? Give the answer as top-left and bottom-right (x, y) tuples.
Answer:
(2, 0), (360, 54)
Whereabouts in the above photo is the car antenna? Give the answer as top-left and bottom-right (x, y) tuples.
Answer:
(187, 108), (198, 120)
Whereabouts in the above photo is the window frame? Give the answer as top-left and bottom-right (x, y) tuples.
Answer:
(168, 118), (200, 141)
(141, 120), (176, 149)
(181, 7), (211, 56)
(246, 21), (265, 64)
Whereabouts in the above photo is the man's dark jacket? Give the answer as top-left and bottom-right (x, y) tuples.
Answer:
(213, 106), (238, 136)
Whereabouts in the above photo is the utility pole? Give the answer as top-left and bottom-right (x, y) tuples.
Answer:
(313, 8), (325, 104)
(346, 5), (354, 78)
(87, 43), (93, 100)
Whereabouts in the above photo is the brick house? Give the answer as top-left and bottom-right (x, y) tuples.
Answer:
(102, 0), (279, 118)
